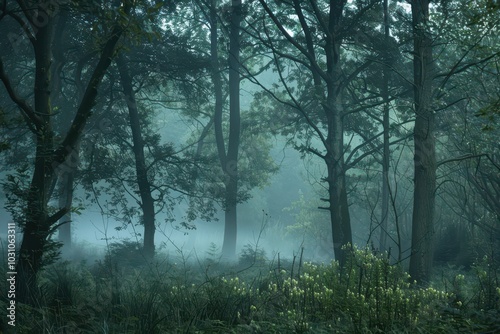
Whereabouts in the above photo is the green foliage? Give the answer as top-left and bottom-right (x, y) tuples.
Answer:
(8, 245), (498, 333)
(259, 246), (451, 333)
(103, 240), (151, 268)
(239, 243), (267, 267)
(182, 115), (280, 213)
(431, 253), (500, 333)
(476, 98), (500, 131)
(471, 254), (500, 311)
(283, 194), (332, 258)
(1, 164), (31, 226)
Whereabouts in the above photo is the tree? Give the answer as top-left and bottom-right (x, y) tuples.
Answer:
(111, 23), (208, 256)
(0, 0), (132, 304)
(251, 0), (393, 265)
(407, 0), (500, 283)
(379, 0), (391, 252)
(220, 0), (242, 258)
(78, 30), (210, 257)
(51, 9), (74, 250)
(204, 0), (243, 259)
(116, 54), (157, 258)
(408, 0), (436, 284)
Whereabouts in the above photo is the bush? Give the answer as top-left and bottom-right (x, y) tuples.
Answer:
(255, 246), (450, 333)
(104, 240), (150, 268)
(239, 243), (267, 267)
(8, 244), (498, 333)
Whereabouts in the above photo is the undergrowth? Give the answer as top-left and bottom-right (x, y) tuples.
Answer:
(1, 243), (499, 333)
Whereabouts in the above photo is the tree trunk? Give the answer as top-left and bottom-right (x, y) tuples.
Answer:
(46, 9), (75, 250)
(57, 170), (74, 248)
(209, 0), (242, 259)
(379, 0), (391, 252)
(325, 0), (352, 267)
(117, 55), (156, 259)
(256, 0), (353, 265)
(326, 107), (352, 266)
(408, 0), (436, 285)
(223, 176), (238, 258)
(12, 3), (127, 304)
(210, 0), (228, 255)
(211, 0), (226, 169)
(15, 10), (56, 303)
(221, 0), (242, 259)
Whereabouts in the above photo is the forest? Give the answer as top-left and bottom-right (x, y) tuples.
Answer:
(0, 0), (499, 333)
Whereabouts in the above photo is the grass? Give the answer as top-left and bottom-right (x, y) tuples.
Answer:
(1, 242), (499, 333)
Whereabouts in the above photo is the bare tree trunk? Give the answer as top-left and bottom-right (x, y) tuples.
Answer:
(57, 168), (74, 248)
(117, 55), (156, 259)
(326, 98), (352, 266)
(208, 0), (242, 259)
(211, 0), (226, 171)
(379, 0), (391, 252)
(48, 9), (76, 250)
(409, 0), (436, 285)
(210, 0), (229, 256)
(324, 0), (352, 267)
(223, 176), (238, 258)
(221, 0), (242, 259)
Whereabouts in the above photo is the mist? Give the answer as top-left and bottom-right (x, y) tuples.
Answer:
(1, 0), (499, 332)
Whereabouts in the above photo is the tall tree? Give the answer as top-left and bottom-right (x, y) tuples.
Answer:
(79, 34), (210, 257)
(379, 0), (391, 252)
(408, 0), (436, 284)
(52, 9), (78, 250)
(209, 0), (242, 259)
(0, 0), (131, 304)
(406, 0), (500, 282)
(252, 0), (387, 265)
(221, 0), (242, 258)
(116, 54), (157, 258)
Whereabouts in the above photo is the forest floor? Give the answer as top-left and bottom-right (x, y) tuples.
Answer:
(1, 241), (499, 333)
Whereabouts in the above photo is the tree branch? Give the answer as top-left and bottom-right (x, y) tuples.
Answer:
(54, 5), (130, 165)
(0, 57), (41, 129)
(437, 153), (490, 168)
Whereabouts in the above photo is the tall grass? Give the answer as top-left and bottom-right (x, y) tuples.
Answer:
(1, 242), (499, 333)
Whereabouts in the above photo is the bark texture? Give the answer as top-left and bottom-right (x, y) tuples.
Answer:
(117, 55), (156, 259)
(221, 0), (242, 259)
(379, 0), (391, 252)
(210, 0), (242, 259)
(325, 0), (352, 266)
(7, 3), (128, 304)
(257, 0), (353, 265)
(408, 0), (436, 284)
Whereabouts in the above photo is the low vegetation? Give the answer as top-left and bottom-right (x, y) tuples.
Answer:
(1, 243), (499, 333)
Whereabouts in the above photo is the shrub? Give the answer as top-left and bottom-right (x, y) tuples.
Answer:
(256, 246), (450, 332)
(8, 244), (497, 333)
(239, 243), (267, 267)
